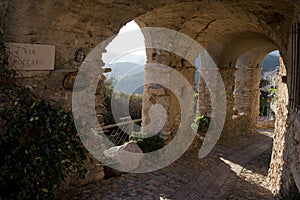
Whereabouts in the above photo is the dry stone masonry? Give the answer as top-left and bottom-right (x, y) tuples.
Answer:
(1, 0), (300, 197)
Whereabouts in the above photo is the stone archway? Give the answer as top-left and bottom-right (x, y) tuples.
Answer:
(132, 1), (298, 196)
(234, 45), (277, 134)
(2, 0), (300, 197)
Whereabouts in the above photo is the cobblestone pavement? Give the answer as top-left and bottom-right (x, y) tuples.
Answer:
(61, 131), (274, 200)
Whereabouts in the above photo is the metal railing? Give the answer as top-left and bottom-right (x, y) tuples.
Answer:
(102, 117), (142, 145)
(290, 21), (300, 113)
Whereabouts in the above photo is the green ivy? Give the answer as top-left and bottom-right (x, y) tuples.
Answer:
(129, 131), (165, 153)
(191, 115), (210, 134)
(0, 32), (86, 199)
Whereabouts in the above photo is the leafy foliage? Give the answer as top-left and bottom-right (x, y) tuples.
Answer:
(260, 90), (269, 116)
(260, 79), (270, 88)
(128, 94), (143, 120)
(0, 32), (86, 199)
(192, 115), (210, 134)
(259, 79), (278, 116)
(269, 87), (279, 102)
(102, 76), (115, 125)
(129, 131), (165, 153)
(102, 76), (142, 125)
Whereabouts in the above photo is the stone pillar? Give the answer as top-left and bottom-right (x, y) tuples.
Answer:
(142, 64), (174, 142)
(234, 66), (262, 133)
(198, 71), (212, 117)
(141, 50), (196, 143)
(218, 67), (237, 138)
(198, 66), (237, 138)
(95, 74), (107, 126)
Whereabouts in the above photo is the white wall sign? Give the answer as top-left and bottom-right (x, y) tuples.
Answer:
(6, 42), (55, 70)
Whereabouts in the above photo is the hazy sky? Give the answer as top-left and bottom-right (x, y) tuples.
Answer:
(270, 50), (280, 56)
(103, 20), (146, 64)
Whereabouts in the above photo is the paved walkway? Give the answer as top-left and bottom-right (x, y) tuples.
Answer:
(62, 132), (274, 200)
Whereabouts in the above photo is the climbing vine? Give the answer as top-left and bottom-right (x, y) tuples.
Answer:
(0, 28), (87, 199)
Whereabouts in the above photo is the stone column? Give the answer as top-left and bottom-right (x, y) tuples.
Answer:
(141, 50), (196, 143)
(218, 67), (237, 138)
(198, 66), (237, 138)
(234, 66), (262, 133)
(142, 63), (174, 142)
(95, 73), (110, 126)
(198, 70), (212, 117)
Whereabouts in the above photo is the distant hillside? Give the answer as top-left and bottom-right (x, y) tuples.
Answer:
(103, 52), (146, 66)
(104, 54), (279, 94)
(114, 71), (144, 94)
(262, 54), (280, 73)
(194, 54), (279, 89)
(105, 62), (145, 94)
(105, 62), (144, 79)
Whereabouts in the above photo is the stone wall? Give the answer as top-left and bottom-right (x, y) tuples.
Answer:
(1, 0), (300, 195)
(268, 57), (290, 195)
(278, 11), (300, 195)
(1, 0), (129, 186)
(142, 50), (196, 143)
(234, 66), (262, 134)
(285, 10), (300, 194)
(268, 51), (300, 196)
(218, 67), (237, 138)
(1, 0), (131, 111)
(0, 0), (174, 188)
(285, 112), (300, 193)
(198, 69), (212, 117)
(198, 63), (262, 140)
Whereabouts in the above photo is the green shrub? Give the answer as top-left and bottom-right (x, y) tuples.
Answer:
(129, 131), (165, 153)
(129, 94), (143, 120)
(260, 79), (270, 88)
(260, 90), (269, 116)
(259, 79), (270, 116)
(259, 79), (279, 116)
(102, 76), (143, 125)
(0, 41), (86, 199)
(102, 76), (115, 125)
(191, 115), (210, 134)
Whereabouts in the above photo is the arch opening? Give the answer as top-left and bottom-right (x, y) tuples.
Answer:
(100, 20), (147, 149)
(260, 50), (281, 121)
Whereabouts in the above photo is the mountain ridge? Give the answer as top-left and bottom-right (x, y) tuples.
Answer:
(104, 53), (280, 94)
